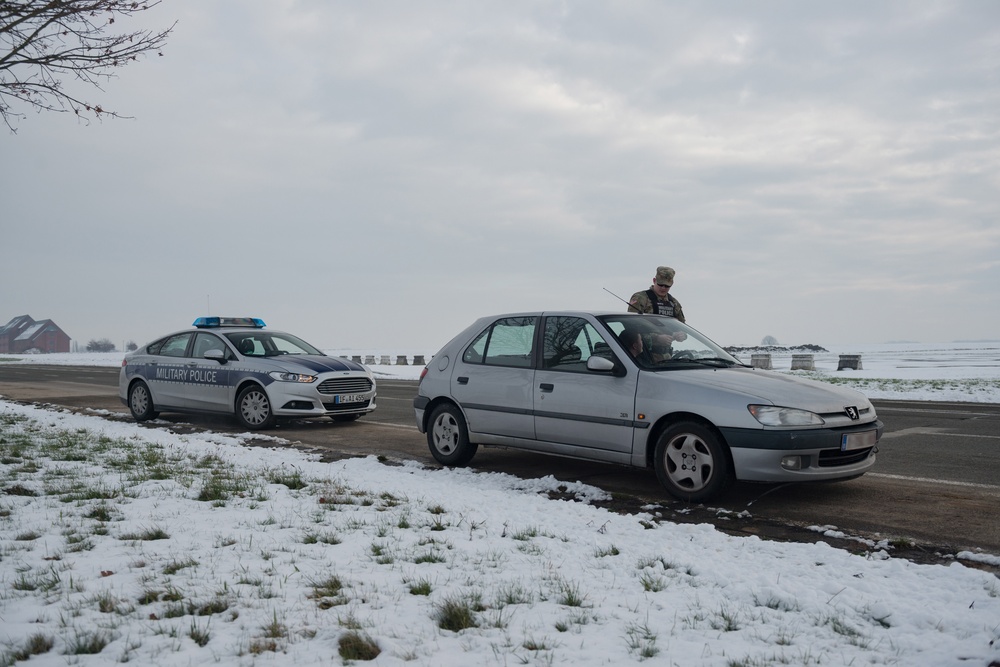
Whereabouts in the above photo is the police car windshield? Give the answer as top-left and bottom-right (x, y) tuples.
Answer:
(224, 332), (324, 357)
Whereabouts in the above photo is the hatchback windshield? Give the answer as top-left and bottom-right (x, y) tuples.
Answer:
(597, 314), (741, 370)
(224, 332), (323, 357)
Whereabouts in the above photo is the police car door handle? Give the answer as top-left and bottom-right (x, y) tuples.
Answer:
(539, 383), (554, 392)
(457, 376), (469, 384)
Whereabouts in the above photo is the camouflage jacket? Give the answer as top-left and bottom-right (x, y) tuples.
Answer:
(627, 289), (686, 322)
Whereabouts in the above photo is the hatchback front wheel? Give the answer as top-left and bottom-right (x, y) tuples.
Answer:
(654, 421), (731, 502)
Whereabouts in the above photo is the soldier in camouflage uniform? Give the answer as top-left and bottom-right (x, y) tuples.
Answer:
(628, 266), (686, 362)
(628, 266), (685, 322)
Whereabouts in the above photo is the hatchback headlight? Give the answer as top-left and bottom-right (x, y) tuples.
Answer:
(748, 405), (824, 427)
(269, 372), (317, 383)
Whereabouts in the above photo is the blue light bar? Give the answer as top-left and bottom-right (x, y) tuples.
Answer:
(193, 317), (266, 329)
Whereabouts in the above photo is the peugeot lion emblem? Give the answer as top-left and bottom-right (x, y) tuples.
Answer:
(845, 406), (859, 420)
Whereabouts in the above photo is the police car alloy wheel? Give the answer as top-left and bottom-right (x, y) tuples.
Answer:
(128, 381), (158, 422)
(237, 385), (276, 430)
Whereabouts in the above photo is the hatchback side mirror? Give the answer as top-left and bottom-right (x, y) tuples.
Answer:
(586, 356), (615, 373)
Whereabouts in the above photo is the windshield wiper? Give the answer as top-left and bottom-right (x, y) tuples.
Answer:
(659, 357), (740, 368)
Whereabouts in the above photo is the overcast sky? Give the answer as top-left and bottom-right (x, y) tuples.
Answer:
(3, 1), (999, 352)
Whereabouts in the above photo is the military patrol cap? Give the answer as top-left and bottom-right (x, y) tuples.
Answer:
(655, 266), (675, 286)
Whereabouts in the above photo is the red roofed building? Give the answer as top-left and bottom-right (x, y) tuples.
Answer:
(0, 315), (71, 354)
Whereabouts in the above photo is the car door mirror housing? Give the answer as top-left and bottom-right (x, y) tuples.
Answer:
(586, 356), (615, 373)
(203, 349), (227, 365)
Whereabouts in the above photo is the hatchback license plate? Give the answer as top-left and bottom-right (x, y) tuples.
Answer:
(333, 393), (366, 404)
(841, 430), (876, 451)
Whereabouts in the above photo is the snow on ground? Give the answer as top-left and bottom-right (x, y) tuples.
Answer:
(0, 400), (998, 666)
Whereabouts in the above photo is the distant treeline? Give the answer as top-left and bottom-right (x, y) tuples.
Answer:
(723, 344), (829, 354)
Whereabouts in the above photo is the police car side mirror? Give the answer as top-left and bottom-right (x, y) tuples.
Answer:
(204, 349), (227, 365)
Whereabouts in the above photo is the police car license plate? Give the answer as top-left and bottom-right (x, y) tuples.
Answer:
(333, 393), (365, 405)
(841, 430), (876, 451)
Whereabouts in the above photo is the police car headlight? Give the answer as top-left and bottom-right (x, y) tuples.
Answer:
(748, 405), (824, 427)
(269, 372), (317, 383)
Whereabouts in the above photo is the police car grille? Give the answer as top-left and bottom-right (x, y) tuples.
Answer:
(818, 447), (873, 467)
(317, 378), (374, 395)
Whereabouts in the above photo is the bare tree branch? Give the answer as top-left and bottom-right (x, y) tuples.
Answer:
(0, 0), (175, 132)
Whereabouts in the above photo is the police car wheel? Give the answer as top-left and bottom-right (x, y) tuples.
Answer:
(427, 403), (478, 467)
(236, 385), (276, 430)
(331, 414), (361, 422)
(128, 381), (159, 422)
(653, 421), (732, 502)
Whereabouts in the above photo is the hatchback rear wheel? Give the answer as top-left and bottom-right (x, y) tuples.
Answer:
(427, 404), (478, 466)
(654, 421), (731, 502)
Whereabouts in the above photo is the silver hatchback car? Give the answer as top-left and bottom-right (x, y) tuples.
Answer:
(414, 311), (881, 502)
(120, 317), (376, 429)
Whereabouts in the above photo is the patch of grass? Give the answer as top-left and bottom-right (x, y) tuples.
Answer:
(594, 544), (620, 557)
(370, 542), (394, 564)
(302, 530), (341, 545)
(554, 579), (588, 607)
(625, 621), (659, 659)
(65, 629), (113, 655)
(408, 578), (432, 596)
(195, 597), (230, 616)
(434, 594), (481, 632)
(11, 633), (54, 661)
(495, 581), (533, 606)
(338, 630), (381, 661)
(308, 575), (349, 609)
(639, 572), (667, 592)
(3, 484), (37, 497)
(189, 619), (211, 647)
(163, 558), (198, 575)
(267, 468), (307, 490)
(413, 549), (447, 564)
(118, 526), (169, 541)
(711, 604), (743, 632)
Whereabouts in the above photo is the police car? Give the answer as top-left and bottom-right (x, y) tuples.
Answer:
(119, 317), (376, 429)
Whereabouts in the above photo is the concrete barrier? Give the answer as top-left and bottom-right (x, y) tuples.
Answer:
(790, 354), (815, 371)
(364, 355), (375, 365)
(396, 355), (409, 365)
(750, 353), (772, 370)
(379, 354), (391, 365)
(413, 355), (426, 365)
(352, 355), (362, 363)
(837, 354), (863, 371)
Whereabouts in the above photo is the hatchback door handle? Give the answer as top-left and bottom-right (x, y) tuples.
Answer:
(539, 383), (554, 392)
(457, 376), (469, 384)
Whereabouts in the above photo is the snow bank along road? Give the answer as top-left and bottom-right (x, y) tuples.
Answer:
(1, 365), (998, 564)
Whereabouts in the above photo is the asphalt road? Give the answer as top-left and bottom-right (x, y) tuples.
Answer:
(1, 364), (998, 564)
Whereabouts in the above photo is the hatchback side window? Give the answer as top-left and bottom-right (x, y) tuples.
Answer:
(463, 317), (537, 367)
(158, 333), (192, 358)
(543, 317), (609, 371)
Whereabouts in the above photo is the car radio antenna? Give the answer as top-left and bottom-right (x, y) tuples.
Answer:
(603, 287), (633, 309)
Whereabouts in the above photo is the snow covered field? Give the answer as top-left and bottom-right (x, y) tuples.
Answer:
(1, 341), (999, 665)
(1, 400), (998, 667)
